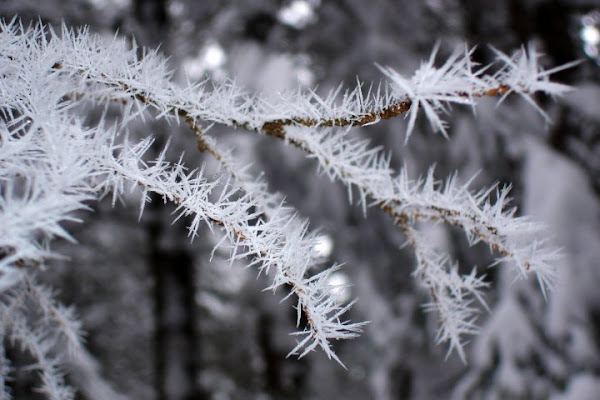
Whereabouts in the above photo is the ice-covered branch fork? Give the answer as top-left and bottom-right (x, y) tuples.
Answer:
(0, 18), (571, 371)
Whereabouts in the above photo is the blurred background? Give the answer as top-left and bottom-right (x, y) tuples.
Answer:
(1, 0), (600, 399)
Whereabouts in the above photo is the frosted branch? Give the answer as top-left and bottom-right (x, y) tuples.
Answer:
(0, 17), (570, 379)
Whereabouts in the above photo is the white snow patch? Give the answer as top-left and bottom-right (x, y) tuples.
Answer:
(522, 139), (600, 354)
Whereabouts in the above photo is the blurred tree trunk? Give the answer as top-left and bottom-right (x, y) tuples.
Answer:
(148, 216), (202, 400)
(131, 2), (204, 398)
(133, 0), (169, 46)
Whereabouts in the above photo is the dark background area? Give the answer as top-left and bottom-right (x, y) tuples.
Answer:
(1, 0), (599, 399)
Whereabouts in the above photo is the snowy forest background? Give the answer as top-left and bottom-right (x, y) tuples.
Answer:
(2, 0), (600, 399)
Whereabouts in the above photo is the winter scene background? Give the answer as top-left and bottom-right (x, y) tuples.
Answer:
(1, 0), (600, 399)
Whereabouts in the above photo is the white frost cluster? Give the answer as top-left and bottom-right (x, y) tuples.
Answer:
(0, 17), (571, 394)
